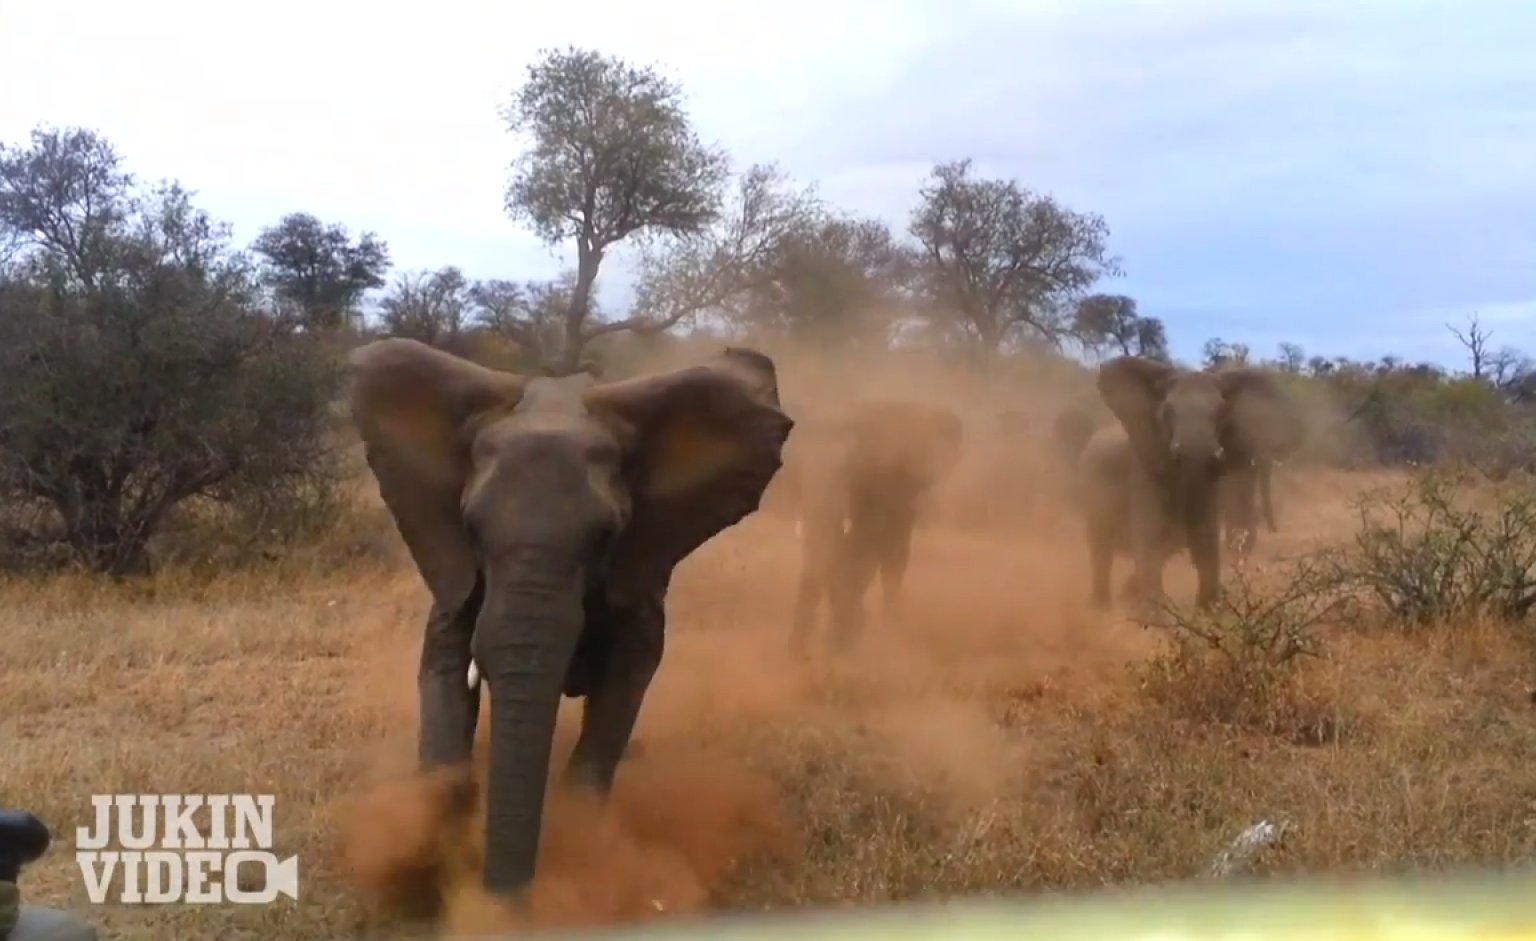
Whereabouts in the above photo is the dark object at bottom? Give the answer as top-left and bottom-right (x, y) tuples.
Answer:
(0, 812), (50, 884)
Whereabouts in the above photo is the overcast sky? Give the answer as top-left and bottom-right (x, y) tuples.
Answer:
(3, 0), (1533, 367)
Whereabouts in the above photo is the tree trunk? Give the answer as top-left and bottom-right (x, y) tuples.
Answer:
(57, 498), (156, 578)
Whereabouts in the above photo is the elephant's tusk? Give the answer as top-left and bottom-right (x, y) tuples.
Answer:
(467, 659), (482, 691)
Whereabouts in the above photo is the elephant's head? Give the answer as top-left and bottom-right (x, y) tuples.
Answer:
(346, 338), (793, 895)
(1097, 356), (1303, 515)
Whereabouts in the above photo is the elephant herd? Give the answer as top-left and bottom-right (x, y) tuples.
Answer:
(344, 338), (1307, 904)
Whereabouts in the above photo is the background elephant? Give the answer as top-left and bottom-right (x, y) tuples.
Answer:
(347, 338), (793, 900)
(1055, 411), (1272, 602)
(1055, 356), (1304, 609)
(1052, 409), (1156, 607)
(788, 399), (965, 653)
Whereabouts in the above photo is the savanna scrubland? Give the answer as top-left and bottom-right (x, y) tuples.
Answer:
(4, 45), (1536, 941)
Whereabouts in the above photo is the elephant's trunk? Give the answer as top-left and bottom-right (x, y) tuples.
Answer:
(1173, 457), (1220, 539)
(471, 560), (586, 897)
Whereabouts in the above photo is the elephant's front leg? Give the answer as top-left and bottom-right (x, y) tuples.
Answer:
(1088, 524), (1114, 609)
(1130, 544), (1168, 604)
(1189, 516), (1222, 610)
(419, 582), (485, 768)
(789, 567), (823, 656)
(876, 514), (916, 628)
(1127, 502), (1170, 609)
(1217, 466), (1256, 564)
(1260, 462), (1278, 533)
(564, 590), (665, 796)
(791, 509), (840, 654)
(828, 530), (879, 652)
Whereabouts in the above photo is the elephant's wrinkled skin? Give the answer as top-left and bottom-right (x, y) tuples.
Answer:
(347, 339), (793, 899)
(787, 400), (965, 652)
(1055, 356), (1304, 609)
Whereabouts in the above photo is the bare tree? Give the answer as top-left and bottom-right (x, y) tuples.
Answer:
(1486, 346), (1536, 404)
(908, 159), (1119, 358)
(1447, 312), (1492, 380)
(1202, 337), (1251, 370)
(379, 266), (472, 348)
(628, 163), (822, 339)
(500, 46), (731, 373)
(1276, 342), (1306, 374)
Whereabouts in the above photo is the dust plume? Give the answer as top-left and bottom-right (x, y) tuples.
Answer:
(340, 724), (799, 936)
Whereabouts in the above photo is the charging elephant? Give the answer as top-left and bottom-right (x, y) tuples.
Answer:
(347, 338), (793, 900)
(789, 400), (965, 653)
(1056, 356), (1303, 609)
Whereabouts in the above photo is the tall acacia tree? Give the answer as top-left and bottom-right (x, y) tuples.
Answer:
(251, 212), (391, 332)
(1072, 293), (1169, 361)
(909, 159), (1120, 359)
(500, 46), (730, 373)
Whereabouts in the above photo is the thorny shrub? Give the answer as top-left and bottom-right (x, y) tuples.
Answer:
(1327, 471), (1536, 630)
(1135, 469), (1536, 736)
(1133, 557), (1351, 738)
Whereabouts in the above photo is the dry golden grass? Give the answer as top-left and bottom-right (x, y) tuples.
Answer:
(4, 350), (1536, 939)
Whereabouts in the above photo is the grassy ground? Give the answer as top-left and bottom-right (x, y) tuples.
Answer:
(3, 466), (1535, 940)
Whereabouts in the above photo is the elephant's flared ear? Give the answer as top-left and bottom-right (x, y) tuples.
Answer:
(586, 347), (795, 603)
(347, 338), (528, 608)
(1215, 368), (1306, 462)
(1097, 356), (1178, 479)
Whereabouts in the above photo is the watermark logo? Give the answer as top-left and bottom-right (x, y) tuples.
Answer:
(75, 794), (299, 904)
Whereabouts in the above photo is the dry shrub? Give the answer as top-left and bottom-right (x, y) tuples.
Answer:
(1133, 558), (1354, 743)
(1327, 471), (1536, 630)
(1134, 469), (1536, 742)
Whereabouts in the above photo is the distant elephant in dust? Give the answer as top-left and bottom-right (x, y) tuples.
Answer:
(1054, 356), (1304, 610)
(347, 338), (793, 900)
(1056, 412), (1269, 597)
(789, 400), (965, 653)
